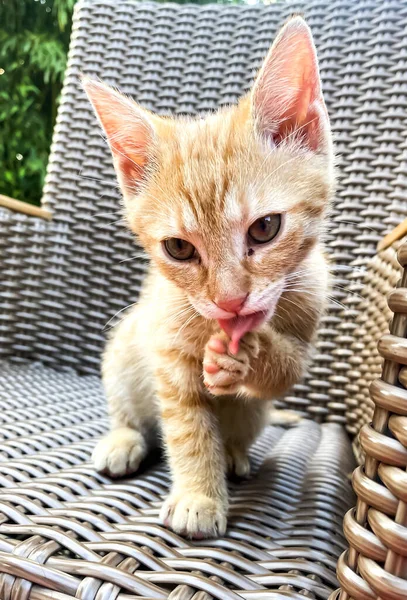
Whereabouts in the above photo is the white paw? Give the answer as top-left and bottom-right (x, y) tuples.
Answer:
(203, 332), (259, 396)
(269, 409), (303, 426)
(160, 492), (227, 539)
(226, 445), (251, 478)
(92, 427), (146, 477)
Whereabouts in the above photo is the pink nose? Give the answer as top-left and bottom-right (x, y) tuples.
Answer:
(215, 295), (247, 314)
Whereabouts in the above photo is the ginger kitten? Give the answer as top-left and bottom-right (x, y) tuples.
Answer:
(84, 16), (334, 539)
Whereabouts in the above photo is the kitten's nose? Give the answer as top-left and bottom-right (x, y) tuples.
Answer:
(215, 295), (247, 314)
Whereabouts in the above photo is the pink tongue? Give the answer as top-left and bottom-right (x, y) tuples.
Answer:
(218, 313), (260, 355)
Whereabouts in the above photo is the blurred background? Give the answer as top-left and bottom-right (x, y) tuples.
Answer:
(1, 0), (269, 208)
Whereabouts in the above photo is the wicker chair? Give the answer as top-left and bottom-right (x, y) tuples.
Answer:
(1, 0), (407, 597)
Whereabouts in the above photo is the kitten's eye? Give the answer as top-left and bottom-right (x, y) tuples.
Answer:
(248, 214), (281, 244)
(164, 238), (196, 261)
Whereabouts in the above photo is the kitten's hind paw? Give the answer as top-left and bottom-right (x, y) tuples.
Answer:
(225, 445), (251, 479)
(160, 492), (227, 539)
(92, 427), (146, 477)
(269, 409), (302, 426)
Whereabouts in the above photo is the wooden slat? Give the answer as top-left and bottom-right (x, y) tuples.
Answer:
(0, 195), (52, 221)
(378, 218), (407, 252)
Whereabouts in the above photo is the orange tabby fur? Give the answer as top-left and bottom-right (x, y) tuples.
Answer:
(84, 16), (335, 539)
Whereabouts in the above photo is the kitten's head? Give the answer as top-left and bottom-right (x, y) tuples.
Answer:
(84, 17), (334, 346)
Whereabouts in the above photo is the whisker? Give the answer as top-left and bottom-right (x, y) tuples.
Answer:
(330, 219), (378, 233)
(327, 296), (348, 311)
(331, 284), (365, 301)
(283, 288), (349, 312)
(283, 269), (314, 280)
(76, 170), (136, 193)
(173, 311), (200, 345)
(77, 173), (118, 188)
(119, 252), (148, 263)
(161, 304), (196, 329)
(95, 218), (127, 229)
(103, 301), (138, 330)
(279, 294), (318, 317)
(262, 155), (303, 187)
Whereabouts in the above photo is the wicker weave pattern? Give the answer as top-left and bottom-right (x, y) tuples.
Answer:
(345, 240), (405, 451)
(1, 1), (407, 597)
(0, 209), (49, 362)
(0, 360), (355, 599)
(330, 243), (407, 600)
(0, 0), (405, 423)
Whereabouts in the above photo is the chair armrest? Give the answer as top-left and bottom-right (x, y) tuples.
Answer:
(331, 240), (407, 600)
(0, 194), (52, 221)
(0, 205), (51, 361)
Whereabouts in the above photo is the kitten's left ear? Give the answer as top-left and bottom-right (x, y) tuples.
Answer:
(251, 16), (331, 154)
(82, 76), (156, 200)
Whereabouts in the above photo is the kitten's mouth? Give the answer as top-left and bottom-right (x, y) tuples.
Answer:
(218, 312), (266, 355)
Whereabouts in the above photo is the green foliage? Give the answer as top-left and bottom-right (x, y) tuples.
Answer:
(0, 0), (75, 205)
(1, 0), (251, 206)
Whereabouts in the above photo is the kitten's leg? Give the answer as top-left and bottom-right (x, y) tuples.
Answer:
(93, 311), (158, 477)
(203, 329), (309, 401)
(216, 399), (269, 478)
(157, 355), (228, 539)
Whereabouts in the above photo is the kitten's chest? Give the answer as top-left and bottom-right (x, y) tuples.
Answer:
(146, 284), (215, 359)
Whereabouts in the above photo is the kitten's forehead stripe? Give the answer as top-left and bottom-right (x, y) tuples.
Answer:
(174, 112), (246, 226)
(224, 188), (244, 223)
(182, 203), (199, 233)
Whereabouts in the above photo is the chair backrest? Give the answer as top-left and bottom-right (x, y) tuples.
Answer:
(20, 0), (407, 423)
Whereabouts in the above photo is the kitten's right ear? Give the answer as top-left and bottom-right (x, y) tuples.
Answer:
(82, 76), (155, 198)
(251, 17), (331, 155)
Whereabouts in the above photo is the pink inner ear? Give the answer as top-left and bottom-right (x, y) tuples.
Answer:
(83, 78), (153, 192)
(110, 125), (151, 189)
(252, 18), (328, 151)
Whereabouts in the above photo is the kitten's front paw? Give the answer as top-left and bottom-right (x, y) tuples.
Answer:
(203, 332), (259, 395)
(160, 492), (227, 539)
(92, 427), (146, 477)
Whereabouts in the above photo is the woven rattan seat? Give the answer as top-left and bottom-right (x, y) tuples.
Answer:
(0, 361), (355, 597)
(1, 1), (407, 597)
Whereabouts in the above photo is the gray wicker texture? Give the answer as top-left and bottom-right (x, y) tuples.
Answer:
(0, 363), (355, 599)
(0, 209), (49, 362)
(345, 238), (406, 448)
(0, 0), (406, 424)
(0, 0), (407, 598)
